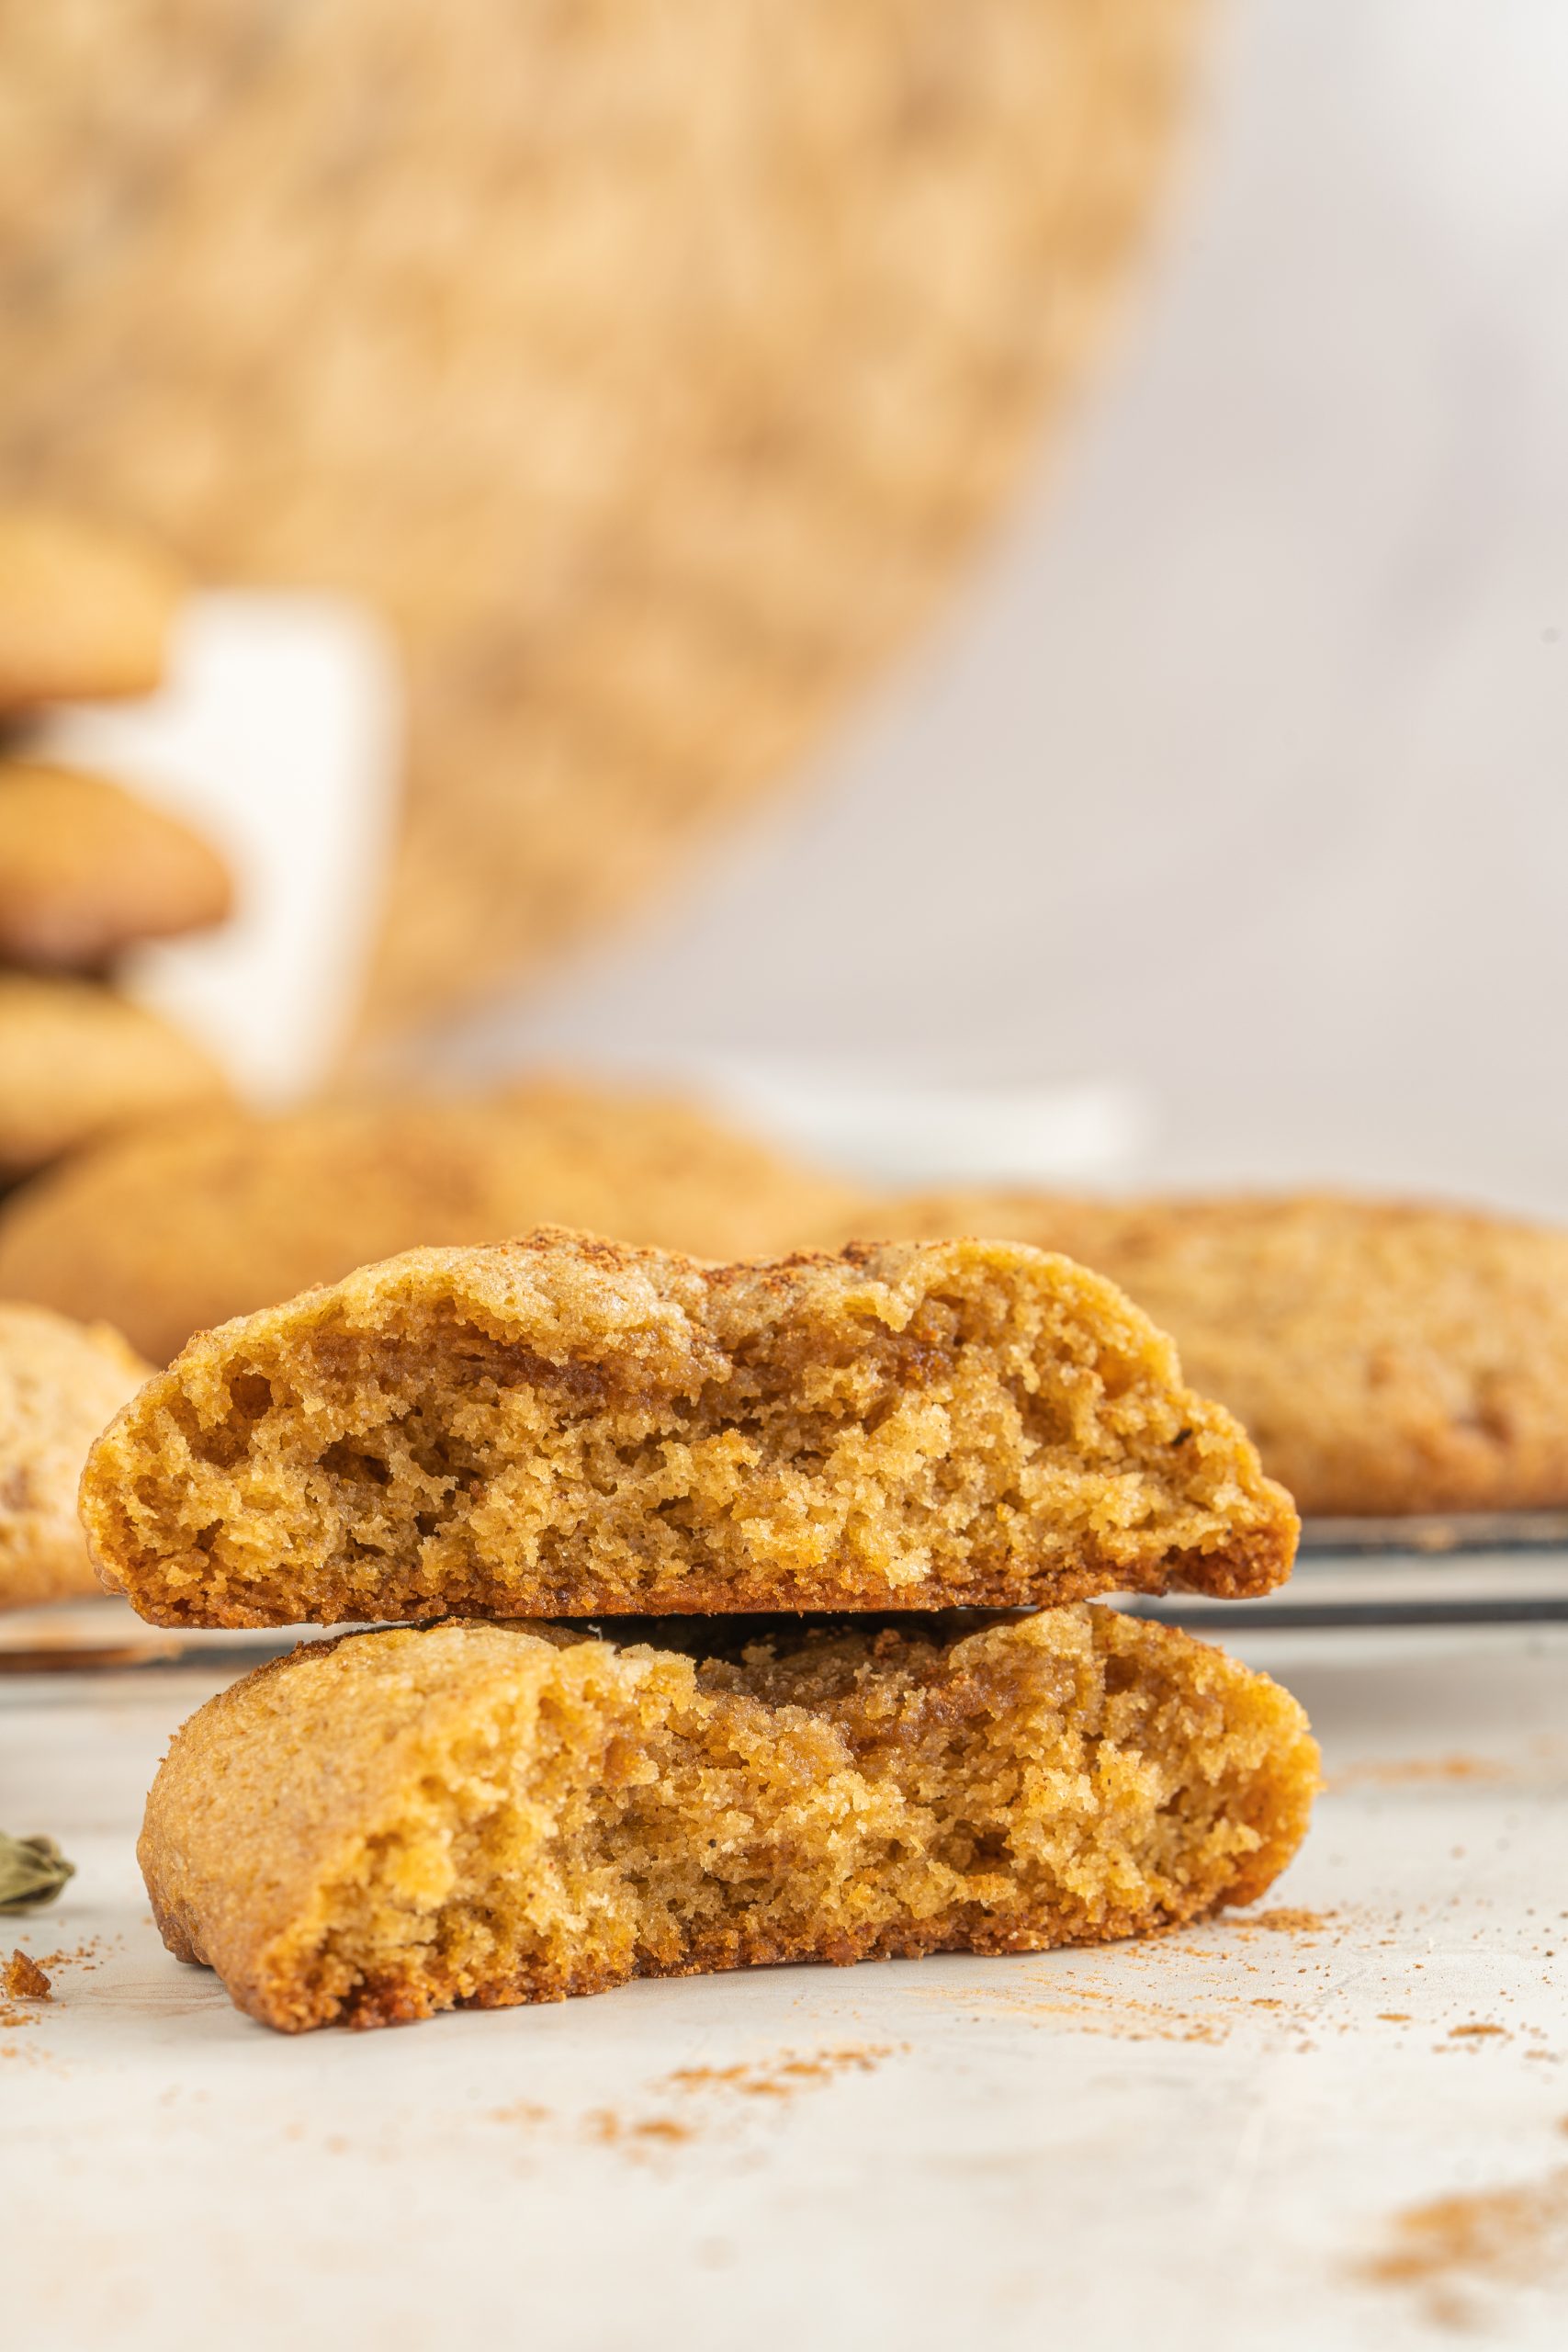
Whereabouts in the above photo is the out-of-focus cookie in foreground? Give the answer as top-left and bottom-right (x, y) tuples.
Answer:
(0, 507), (182, 707)
(0, 1082), (867, 1363)
(0, 1303), (149, 1608)
(140, 1610), (1319, 2032)
(82, 1229), (1297, 1626)
(834, 1191), (1568, 1519)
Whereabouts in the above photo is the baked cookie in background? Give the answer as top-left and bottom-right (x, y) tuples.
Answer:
(80, 1228), (1297, 1625)
(0, 762), (233, 971)
(0, 1301), (149, 1608)
(137, 1609), (1319, 2031)
(0, 0), (1206, 1033)
(0, 1080), (865, 1363)
(834, 1190), (1568, 1518)
(0, 507), (183, 708)
(0, 972), (231, 1178)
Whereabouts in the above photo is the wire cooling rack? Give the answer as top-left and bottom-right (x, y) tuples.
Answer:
(7, 1516), (1568, 1667)
(1124, 1513), (1568, 1631)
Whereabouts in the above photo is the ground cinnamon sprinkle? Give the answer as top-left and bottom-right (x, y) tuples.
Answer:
(3, 1950), (51, 1999)
(666, 2046), (895, 2101)
(587, 2111), (696, 2145)
(490, 2046), (896, 2152)
(1325, 1754), (1513, 1793)
(1358, 2165), (1568, 2322)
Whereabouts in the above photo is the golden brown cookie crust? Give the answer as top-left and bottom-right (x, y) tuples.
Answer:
(82, 1228), (1297, 1625)
(0, 508), (181, 707)
(840, 1190), (1568, 1518)
(0, 762), (232, 970)
(0, 974), (230, 1175)
(0, 1303), (150, 1607)
(0, 1082), (866, 1363)
(140, 1608), (1319, 2031)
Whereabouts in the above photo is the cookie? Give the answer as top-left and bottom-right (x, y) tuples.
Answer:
(0, 1303), (150, 1608)
(845, 1191), (1568, 1517)
(139, 1608), (1318, 2030)
(0, 1), (1203, 1024)
(0, 762), (232, 970)
(0, 508), (181, 708)
(0, 1083), (866, 1363)
(81, 1229), (1297, 1626)
(0, 974), (230, 1176)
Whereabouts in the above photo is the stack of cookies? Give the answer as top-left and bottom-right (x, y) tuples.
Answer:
(0, 509), (232, 1188)
(81, 1226), (1319, 2033)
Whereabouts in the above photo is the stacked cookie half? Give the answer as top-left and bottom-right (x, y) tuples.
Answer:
(82, 1227), (1318, 2032)
(0, 509), (232, 1185)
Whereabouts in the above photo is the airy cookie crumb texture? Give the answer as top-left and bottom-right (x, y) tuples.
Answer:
(840, 1191), (1568, 1517)
(140, 1608), (1319, 2031)
(82, 1230), (1297, 1625)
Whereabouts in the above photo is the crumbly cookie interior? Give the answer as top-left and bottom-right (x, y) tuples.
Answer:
(87, 1245), (1292, 1623)
(142, 1611), (1318, 2030)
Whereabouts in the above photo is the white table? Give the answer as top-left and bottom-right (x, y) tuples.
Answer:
(5, 1622), (1565, 2351)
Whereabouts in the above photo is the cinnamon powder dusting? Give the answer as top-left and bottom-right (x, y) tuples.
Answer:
(1358, 2166), (1568, 2325)
(665, 2046), (894, 2101)
(1247, 1907), (1329, 1935)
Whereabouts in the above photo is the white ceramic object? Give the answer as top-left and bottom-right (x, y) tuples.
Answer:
(35, 591), (400, 1104)
(678, 1063), (1147, 1189)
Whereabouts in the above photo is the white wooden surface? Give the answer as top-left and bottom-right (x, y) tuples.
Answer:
(4, 1621), (1566, 2352)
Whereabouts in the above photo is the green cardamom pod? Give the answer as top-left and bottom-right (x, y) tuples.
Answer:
(0, 1832), (74, 1915)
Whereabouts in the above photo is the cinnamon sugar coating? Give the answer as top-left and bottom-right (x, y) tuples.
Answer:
(81, 1229), (1296, 1625)
(140, 1609), (1319, 2031)
(0, 1082), (864, 1364)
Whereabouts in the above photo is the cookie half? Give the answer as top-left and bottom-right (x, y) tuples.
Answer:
(140, 1608), (1319, 2031)
(82, 1229), (1297, 1624)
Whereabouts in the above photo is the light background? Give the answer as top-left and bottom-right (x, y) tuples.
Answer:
(423, 0), (1568, 1215)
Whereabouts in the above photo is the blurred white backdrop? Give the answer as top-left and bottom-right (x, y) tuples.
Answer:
(419, 0), (1568, 1213)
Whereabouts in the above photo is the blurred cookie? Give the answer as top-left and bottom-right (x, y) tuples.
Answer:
(0, 974), (230, 1176)
(0, 1302), (149, 1607)
(0, 762), (232, 970)
(0, 508), (181, 707)
(0, 1), (1203, 1023)
(0, 1080), (865, 1363)
(842, 1190), (1568, 1518)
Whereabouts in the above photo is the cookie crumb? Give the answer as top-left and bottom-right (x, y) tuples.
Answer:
(1249, 1907), (1329, 1934)
(3, 1949), (51, 1999)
